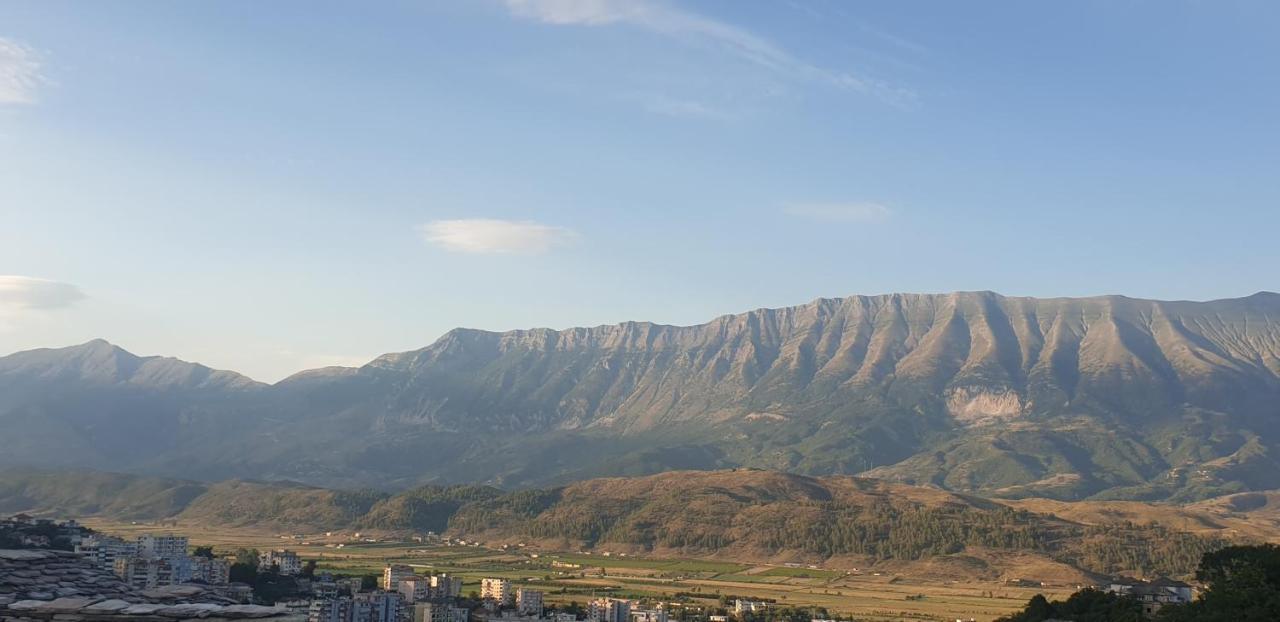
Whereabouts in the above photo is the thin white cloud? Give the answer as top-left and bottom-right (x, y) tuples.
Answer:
(419, 218), (577, 254)
(0, 276), (85, 310)
(502, 0), (914, 107)
(784, 202), (893, 223)
(640, 94), (736, 121)
(0, 38), (45, 105)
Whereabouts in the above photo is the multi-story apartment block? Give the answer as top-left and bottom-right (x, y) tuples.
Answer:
(114, 556), (175, 589)
(630, 607), (667, 622)
(480, 578), (512, 604)
(515, 589), (543, 617)
(414, 603), (446, 622)
(310, 598), (354, 622)
(77, 535), (138, 571)
(137, 534), (189, 560)
(191, 556), (231, 585)
(732, 601), (768, 617)
(260, 549), (303, 575)
(353, 591), (402, 622)
(430, 575), (462, 599)
(383, 564), (416, 591)
(337, 576), (365, 596)
(589, 599), (630, 622)
(398, 579), (432, 603)
(414, 604), (468, 622)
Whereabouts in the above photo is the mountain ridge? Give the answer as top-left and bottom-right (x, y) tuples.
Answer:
(1, 290), (1278, 500)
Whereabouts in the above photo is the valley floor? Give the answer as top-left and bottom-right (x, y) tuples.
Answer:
(82, 519), (1076, 622)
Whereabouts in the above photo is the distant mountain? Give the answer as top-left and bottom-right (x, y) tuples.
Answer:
(1, 291), (1279, 500)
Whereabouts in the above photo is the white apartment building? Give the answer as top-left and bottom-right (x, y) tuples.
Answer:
(589, 599), (630, 622)
(630, 607), (667, 622)
(260, 549), (303, 575)
(480, 578), (512, 604)
(76, 535), (138, 571)
(733, 601), (768, 616)
(137, 534), (189, 560)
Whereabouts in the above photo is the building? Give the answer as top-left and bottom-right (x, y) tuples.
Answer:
(588, 599), (630, 622)
(337, 576), (366, 596)
(431, 574), (463, 599)
(192, 556), (231, 585)
(314, 581), (340, 600)
(353, 591), (403, 622)
(515, 589), (543, 616)
(310, 598), (354, 622)
(261, 549), (304, 575)
(114, 556), (175, 589)
(384, 564), (416, 591)
(733, 601), (768, 617)
(630, 607), (666, 622)
(1106, 577), (1194, 616)
(417, 603), (469, 622)
(76, 534), (138, 571)
(480, 578), (512, 605)
(137, 534), (189, 560)
(398, 579), (432, 603)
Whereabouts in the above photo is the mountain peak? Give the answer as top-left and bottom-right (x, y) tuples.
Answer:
(0, 340), (262, 391)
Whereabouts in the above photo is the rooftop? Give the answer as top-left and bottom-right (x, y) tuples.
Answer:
(0, 549), (303, 622)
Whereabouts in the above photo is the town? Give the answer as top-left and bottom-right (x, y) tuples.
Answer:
(0, 513), (1207, 622)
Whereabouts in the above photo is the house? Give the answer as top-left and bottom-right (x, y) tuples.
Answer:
(1105, 576), (1194, 616)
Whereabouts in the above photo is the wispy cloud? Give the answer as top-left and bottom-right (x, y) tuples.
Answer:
(784, 202), (893, 223)
(502, 0), (914, 107)
(0, 276), (85, 311)
(0, 38), (45, 105)
(639, 94), (737, 121)
(419, 218), (577, 254)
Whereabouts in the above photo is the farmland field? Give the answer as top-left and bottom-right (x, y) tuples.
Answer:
(81, 519), (1073, 621)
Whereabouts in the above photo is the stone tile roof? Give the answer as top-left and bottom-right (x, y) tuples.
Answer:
(0, 550), (302, 622)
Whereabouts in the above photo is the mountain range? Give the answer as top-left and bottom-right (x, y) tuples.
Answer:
(2, 290), (1279, 501)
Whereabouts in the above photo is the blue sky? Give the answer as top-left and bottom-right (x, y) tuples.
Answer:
(1, 0), (1277, 382)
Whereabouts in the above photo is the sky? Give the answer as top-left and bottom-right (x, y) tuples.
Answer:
(1, 0), (1278, 382)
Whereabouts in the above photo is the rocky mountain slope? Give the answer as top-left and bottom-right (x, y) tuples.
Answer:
(1, 291), (1278, 499)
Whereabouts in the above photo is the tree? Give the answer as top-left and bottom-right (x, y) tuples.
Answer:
(229, 562), (258, 584)
(301, 560), (318, 578)
(1158, 544), (1280, 621)
(193, 546), (215, 559)
(996, 588), (1142, 622)
(234, 548), (260, 567)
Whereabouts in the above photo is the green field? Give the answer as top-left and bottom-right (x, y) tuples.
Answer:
(82, 519), (1072, 622)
